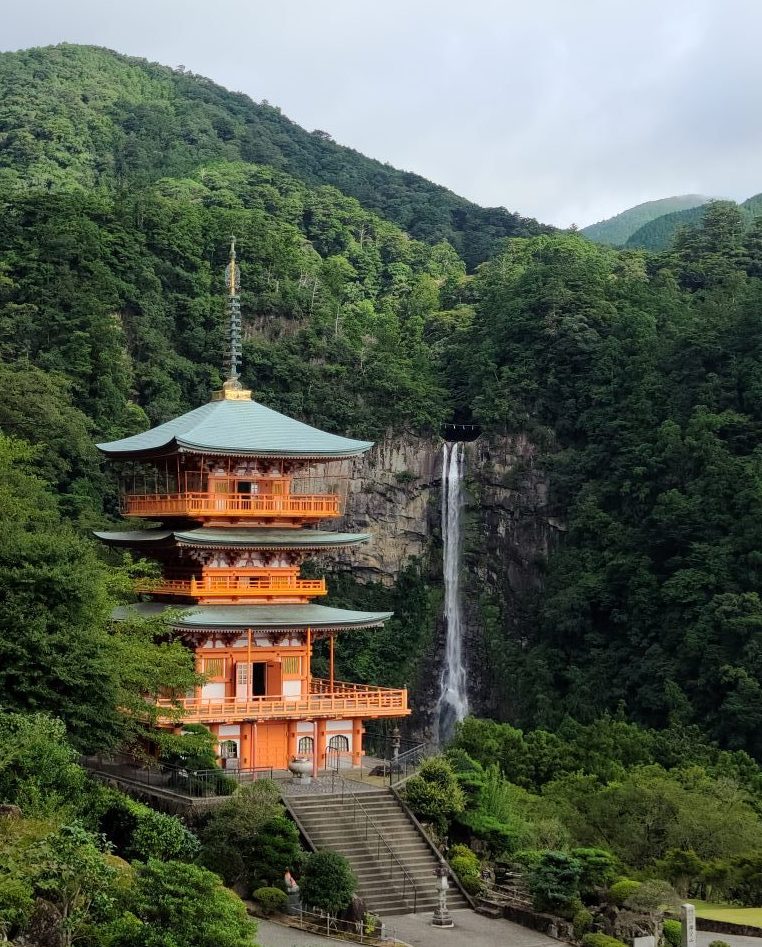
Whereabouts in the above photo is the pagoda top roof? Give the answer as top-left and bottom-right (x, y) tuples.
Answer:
(97, 398), (373, 460)
(94, 527), (371, 550)
(112, 602), (392, 632)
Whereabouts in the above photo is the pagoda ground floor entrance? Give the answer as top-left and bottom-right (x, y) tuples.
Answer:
(209, 717), (365, 770)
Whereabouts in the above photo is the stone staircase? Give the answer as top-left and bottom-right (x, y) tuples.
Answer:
(285, 787), (471, 917)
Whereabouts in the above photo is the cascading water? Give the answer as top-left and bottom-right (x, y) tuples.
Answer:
(437, 441), (468, 744)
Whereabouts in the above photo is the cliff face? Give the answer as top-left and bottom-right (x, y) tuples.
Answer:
(329, 433), (561, 736)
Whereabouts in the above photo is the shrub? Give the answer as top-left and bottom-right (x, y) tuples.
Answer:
(607, 878), (641, 906)
(252, 886), (287, 916)
(663, 919), (682, 947)
(574, 907), (594, 940)
(449, 843), (481, 894)
(571, 848), (618, 895)
(582, 935), (628, 947)
(527, 851), (582, 914)
(98, 792), (199, 862)
(708, 941), (731, 947)
(457, 810), (531, 854)
(403, 757), (465, 834)
(246, 816), (303, 888)
(300, 851), (356, 916)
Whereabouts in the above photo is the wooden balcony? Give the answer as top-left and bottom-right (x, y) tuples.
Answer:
(154, 680), (409, 724)
(135, 571), (327, 601)
(122, 491), (341, 521)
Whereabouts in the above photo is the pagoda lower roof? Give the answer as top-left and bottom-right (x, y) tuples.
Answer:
(112, 602), (392, 632)
(94, 528), (370, 550)
(96, 398), (373, 460)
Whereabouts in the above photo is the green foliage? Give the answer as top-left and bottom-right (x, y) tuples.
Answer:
(573, 907), (594, 940)
(0, 712), (86, 816)
(244, 816), (303, 889)
(403, 757), (465, 834)
(607, 879), (642, 906)
(582, 195), (710, 247)
(708, 941), (731, 947)
(108, 858), (255, 947)
(527, 851), (582, 914)
(448, 843), (481, 894)
(96, 791), (199, 862)
(252, 886), (288, 916)
(657, 850), (706, 897)
(198, 780), (285, 886)
(571, 849), (619, 895)
(582, 935), (628, 947)
(663, 919), (682, 947)
(728, 854), (762, 906)
(299, 851), (356, 916)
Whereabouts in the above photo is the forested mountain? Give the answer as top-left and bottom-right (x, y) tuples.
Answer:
(3, 44), (762, 762)
(626, 192), (762, 250)
(0, 43), (550, 268)
(581, 194), (709, 246)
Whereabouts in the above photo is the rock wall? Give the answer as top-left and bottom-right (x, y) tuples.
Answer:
(327, 432), (561, 735)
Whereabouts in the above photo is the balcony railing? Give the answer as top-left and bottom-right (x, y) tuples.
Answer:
(154, 681), (409, 723)
(122, 491), (341, 520)
(135, 572), (327, 600)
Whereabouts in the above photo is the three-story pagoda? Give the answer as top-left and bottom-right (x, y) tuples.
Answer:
(96, 240), (408, 771)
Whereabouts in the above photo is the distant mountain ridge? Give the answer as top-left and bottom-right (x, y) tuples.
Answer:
(625, 192), (762, 250)
(581, 195), (711, 246)
(0, 43), (551, 268)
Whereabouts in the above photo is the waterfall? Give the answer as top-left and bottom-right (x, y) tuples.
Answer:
(437, 441), (468, 744)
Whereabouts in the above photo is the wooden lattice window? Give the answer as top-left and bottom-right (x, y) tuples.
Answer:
(204, 658), (225, 678)
(282, 656), (300, 675)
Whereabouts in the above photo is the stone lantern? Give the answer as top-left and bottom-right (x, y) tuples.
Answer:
(431, 864), (454, 928)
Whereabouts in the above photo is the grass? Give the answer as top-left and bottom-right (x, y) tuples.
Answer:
(691, 900), (762, 928)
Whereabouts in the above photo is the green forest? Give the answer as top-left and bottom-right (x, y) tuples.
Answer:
(4, 41), (762, 942)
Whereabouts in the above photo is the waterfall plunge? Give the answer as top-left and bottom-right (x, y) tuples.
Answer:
(437, 441), (468, 744)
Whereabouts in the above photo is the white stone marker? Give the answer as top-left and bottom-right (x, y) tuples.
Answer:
(681, 903), (697, 947)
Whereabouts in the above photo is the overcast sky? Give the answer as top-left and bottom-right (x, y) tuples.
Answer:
(3, 0), (761, 227)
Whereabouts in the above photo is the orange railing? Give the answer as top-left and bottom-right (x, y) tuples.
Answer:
(154, 682), (409, 723)
(122, 491), (341, 519)
(135, 572), (327, 600)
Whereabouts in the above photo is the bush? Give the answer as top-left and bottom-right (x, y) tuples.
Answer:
(582, 935), (628, 947)
(245, 816), (303, 888)
(573, 907), (593, 940)
(571, 848), (618, 895)
(403, 757), (465, 834)
(663, 919), (682, 947)
(252, 886), (287, 916)
(98, 792), (199, 862)
(300, 851), (356, 916)
(607, 878), (641, 906)
(457, 810), (530, 854)
(708, 941), (731, 947)
(449, 843), (481, 895)
(527, 851), (582, 914)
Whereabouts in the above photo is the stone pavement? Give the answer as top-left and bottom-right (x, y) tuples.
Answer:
(386, 909), (560, 947)
(698, 933), (762, 947)
(256, 910), (560, 947)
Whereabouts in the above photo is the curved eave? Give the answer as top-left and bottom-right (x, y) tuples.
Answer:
(96, 439), (373, 462)
(111, 602), (392, 633)
(94, 529), (371, 551)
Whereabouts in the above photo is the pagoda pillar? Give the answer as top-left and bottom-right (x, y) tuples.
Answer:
(316, 719), (328, 773)
(286, 720), (297, 761)
(352, 719), (363, 768)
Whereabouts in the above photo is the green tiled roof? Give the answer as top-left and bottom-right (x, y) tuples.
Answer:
(94, 528), (371, 549)
(97, 399), (373, 459)
(112, 602), (392, 631)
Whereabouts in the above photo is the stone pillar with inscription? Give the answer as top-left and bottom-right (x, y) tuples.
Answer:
(681, 903), (696, 947)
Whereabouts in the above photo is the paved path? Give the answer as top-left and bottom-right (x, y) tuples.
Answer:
(698, 933), (762, 947)
(256, 911), (560, 947)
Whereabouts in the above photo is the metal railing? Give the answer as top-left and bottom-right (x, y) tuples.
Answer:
(82, 752), (281, 798)
(334, 775), (418, 913)
(123, 490), (341, 519)
(389, 741), (432, 785)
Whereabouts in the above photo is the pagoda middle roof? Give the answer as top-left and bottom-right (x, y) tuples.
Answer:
(94, 528), (371, 550)
(112, 602), (392, 632)
(97, 398), (373, 460)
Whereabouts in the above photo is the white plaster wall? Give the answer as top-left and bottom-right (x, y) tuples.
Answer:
(201, 682), (226, 699)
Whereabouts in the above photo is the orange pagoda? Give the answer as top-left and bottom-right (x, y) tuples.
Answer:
(95, 240), (409, 772)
